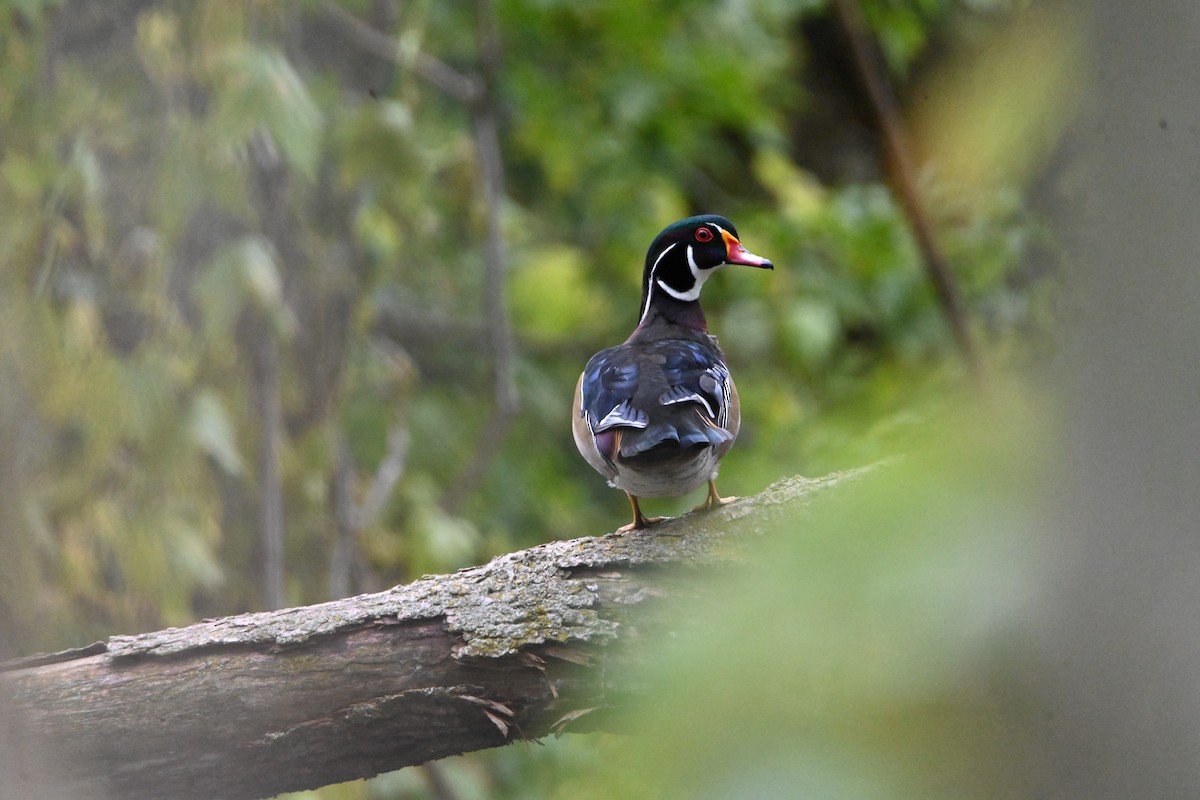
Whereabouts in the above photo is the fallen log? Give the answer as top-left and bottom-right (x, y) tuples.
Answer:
(0, 470), (867, 800)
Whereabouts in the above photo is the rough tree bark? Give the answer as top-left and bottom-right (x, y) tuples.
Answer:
(0, 470), (867, 800)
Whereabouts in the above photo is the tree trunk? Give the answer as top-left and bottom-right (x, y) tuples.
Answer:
(0, 470), (867, 800)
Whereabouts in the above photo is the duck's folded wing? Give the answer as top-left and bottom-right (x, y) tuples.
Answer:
(656, 341), (733, 426)
(579, 340), (736, 461)
(579, 348), (648, 434)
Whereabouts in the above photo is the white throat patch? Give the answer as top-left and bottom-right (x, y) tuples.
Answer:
(655, 244), (714, 302)
(639, 238), (724, 325)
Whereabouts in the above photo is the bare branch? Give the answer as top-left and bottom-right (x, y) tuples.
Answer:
(330, 424), (410, 599)
(329, 435), (362, 599)
(360, 423), (412, 527)
(443, 1), (519, 512)
(248, 319), (286, 611)
(474, 113), (517, 417)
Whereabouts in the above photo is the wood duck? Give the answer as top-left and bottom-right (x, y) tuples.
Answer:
(573, 215), (773, 531)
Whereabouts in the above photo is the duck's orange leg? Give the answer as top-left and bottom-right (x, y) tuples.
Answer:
(616, 494), (669, 533)
(692, 479), (738, 513)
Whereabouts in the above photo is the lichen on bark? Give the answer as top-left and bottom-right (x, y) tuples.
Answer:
(104, 469), (868, 662)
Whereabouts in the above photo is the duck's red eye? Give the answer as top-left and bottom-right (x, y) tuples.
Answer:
(695, 228), (713, 243)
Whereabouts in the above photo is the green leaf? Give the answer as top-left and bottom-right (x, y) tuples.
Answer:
(195, 235), (294, 339)
(188, 389), (245, 476)
(4, 0), (61, 20)
(511, 244), (613, 343)
(209, 44), (322, 179)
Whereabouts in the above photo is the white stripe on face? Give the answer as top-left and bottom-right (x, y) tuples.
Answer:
(640, 242), (678, 323)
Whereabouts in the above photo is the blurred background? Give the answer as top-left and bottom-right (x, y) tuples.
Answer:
(2, 0), (1196, 798)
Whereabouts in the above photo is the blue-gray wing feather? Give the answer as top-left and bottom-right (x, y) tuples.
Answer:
(579, 340), (733, 458)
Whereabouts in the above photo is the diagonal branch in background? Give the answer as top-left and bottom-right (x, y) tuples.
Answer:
(318, 1), (482, 103)
(832, 0), (981, 374)
(0, 469), (869, 800)
(330, 423), (411, 599)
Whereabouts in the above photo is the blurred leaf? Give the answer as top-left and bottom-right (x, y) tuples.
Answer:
(135, 9), (185, 89)
(189, 389), (245, 476)
(783, 297), (840, 365)
(910, 5), (1085, 201)
(208, 44), (322, 180)
(4, 0), (60, 19)
(512, 244), (613, 343)
(584, 393), (1048, 800)
(165, 512), (225, 591)
(754, 149), (827, 223)
(195, 235), (295, 338)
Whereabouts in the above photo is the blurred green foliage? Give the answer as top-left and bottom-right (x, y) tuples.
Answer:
(0, 0), (1073, 797)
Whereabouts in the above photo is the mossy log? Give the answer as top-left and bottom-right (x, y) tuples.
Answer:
(0, 470), (866, 800)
